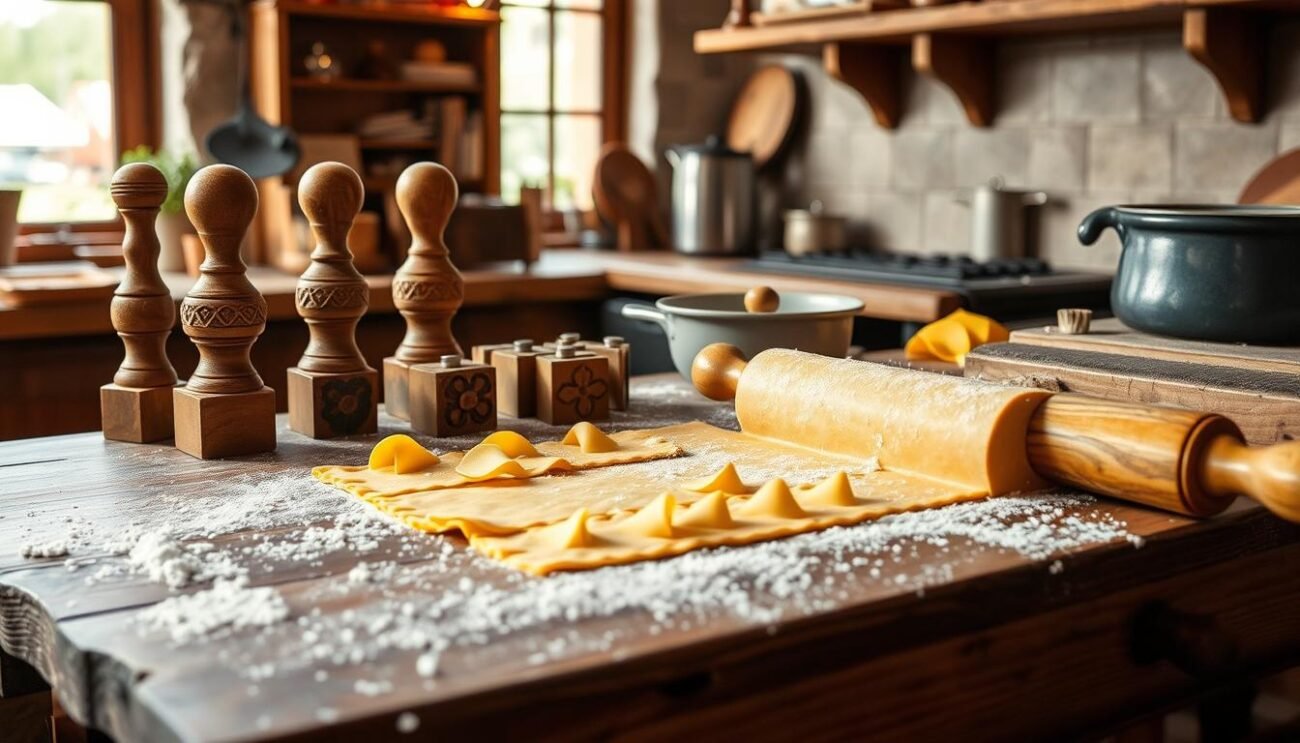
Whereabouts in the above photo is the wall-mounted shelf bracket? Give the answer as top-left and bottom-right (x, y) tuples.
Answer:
(912, 33), (994, 128)
(824, 42), (903, 129)
(1184, 8), (1263, 124)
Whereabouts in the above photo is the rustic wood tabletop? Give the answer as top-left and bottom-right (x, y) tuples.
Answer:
(1, 375), (1297, 742)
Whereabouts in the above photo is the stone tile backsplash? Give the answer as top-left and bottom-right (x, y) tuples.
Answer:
(773, 25), (1299, 271)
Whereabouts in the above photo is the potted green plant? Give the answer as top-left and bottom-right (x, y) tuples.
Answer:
(120, 146), (198, 272)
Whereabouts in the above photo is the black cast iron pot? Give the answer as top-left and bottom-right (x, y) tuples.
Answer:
(1078, 205), (1300, 344)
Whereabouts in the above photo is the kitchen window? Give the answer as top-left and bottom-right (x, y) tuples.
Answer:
(1, 0), (156, 240)
(499, 0), (625, 212)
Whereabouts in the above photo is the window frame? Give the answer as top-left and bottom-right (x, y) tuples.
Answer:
(498, 0), (627, 211)
(16, 0), (161, 241)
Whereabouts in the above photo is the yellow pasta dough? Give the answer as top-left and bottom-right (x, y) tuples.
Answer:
(734, 349), (1049, 494)
(314, 421), (985, 571)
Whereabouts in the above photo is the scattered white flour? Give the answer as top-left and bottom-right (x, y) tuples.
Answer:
(415, 650), (441, 678)
(15, 381), (1148, 721)
(127, 532), (243, 589)
(396, 712), (420, 734)
(20, 540), (69, 558)
(354, 679), (394, 697)
(135, 578), (290, 644)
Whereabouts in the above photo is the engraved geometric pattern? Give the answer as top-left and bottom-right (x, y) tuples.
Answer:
(393, 279), (462, 302)
(180, 301), (267, 328)
(296, 285), (368, 310)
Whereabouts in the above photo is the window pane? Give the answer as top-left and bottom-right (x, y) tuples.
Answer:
(554, 11), (601, 112)
(555, 0), (602, 9)
(501, 0), (550, 7)
(553, 115), (599, 211)
(501, 113), (549, 204)
(0, 0), (115, 223)
(500, 6), (550, 112)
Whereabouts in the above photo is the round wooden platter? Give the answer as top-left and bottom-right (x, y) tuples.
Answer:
(726, 64), (801, 170)
(1238, 148), (1300, 205)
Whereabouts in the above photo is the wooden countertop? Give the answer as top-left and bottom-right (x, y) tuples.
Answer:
(0, 251), (964, 342)
(1, 375), (1298, 741)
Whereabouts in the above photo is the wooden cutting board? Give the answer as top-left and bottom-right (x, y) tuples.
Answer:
(964, 318), (1300, 444)
(726, 65), (801, 170)
(0, 261), (119, 307)
(1239, 148), (1300, 205)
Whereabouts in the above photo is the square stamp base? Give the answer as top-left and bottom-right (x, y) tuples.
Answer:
(173, 386), (277, 459)
(101, 383), (176, 443)
(383, 357), (412, 421)
(409, 362), (497, 437)
(536, 354), (610, 426)
(287, 368), (378, 439)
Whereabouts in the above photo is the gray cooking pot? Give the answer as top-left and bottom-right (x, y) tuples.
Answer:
(1078, 205), (1300, 344)
(621, 291), (863, 380)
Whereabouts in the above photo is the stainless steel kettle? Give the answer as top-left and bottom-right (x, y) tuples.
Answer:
(666, 136), (755, 255)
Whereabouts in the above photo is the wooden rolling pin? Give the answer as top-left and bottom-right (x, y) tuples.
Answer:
(693, 344), (1300, 523)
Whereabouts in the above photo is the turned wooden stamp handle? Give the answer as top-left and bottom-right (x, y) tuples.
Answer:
(392, 162), (464, 363)
(110, 162), (178, 389)
(295, 161), (370, 374)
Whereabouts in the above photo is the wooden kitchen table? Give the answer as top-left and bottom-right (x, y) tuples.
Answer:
(1, 375), (1298, 742)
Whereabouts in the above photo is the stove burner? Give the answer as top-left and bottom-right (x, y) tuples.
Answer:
(741, 250), (1112, 321)
(750, 250), (1052, 284)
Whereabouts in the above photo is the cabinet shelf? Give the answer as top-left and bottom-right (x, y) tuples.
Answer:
(272, 1), (499, 27)
(290, 77), (480, 95)
(697, 0), (1293, 127)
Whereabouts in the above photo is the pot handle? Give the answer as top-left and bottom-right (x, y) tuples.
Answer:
(621, 302), (669, 331)
(1078, 206), (1122, 246)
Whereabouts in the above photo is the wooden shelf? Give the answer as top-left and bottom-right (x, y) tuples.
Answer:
(273, 1), (499, 27)
(359, 139), (438, 150)
(698, 0), (1288, 127)
(290, 77), (480, 94)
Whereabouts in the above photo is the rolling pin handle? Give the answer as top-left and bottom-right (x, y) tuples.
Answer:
(692, 343), (749, 401)
(1200, 435), (1300, 523)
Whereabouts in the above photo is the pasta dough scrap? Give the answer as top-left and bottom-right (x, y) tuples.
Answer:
(368, 434), (440, 474)
(682, 462), (750, 494)
(313, 425), (688, 534)
(562, 422), (620, 453)
(456, 444), (572, 482)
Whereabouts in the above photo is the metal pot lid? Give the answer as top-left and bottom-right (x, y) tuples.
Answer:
(669, 135), (751, 158)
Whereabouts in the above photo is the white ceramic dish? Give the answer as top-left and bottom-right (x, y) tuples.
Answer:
(621, 291), (863, 379)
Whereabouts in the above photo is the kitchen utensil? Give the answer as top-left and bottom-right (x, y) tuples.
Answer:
(1078, 205), (1300, 344)
(620, 287), (861, 379)
(1238, 148), (1300, 205)
(666, 136), (755, 255)
(783, 200), (847, 256)
(592, 143), (668, 252)
(726, 65), (801, 170)
(206, 7), (300, 179)
(694, 344), (1300, 523)
(967, 317), (1300, 445)
(959, 178), (1047, 262)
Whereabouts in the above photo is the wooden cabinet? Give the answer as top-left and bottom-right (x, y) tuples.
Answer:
(248, 1), (501, 268)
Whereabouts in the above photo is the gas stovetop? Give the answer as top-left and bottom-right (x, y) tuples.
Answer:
(743, 250), (1112, 320)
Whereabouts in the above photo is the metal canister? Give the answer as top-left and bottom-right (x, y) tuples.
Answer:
(666, 136), (755, 255)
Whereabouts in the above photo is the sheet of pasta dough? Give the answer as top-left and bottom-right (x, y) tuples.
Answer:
(314, 422), (982, 558)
